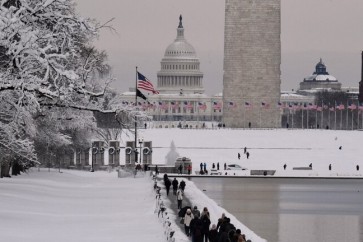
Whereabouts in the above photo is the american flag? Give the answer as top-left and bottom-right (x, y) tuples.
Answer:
(183, 101), (193, 110)
(213, 101), (222, 110)
(245, 102), (252, 109)
(158, 101), (169, 110)
(308, 103), (317, 110)
(137, 72), (159, 94)
(198, 102), (207, 111)
(348, 103), (357, 110)
(228, 101), (236, 109)
(277, 102), (283, 109)
(261, 102), (270, 109)
(336, 104), (345, 110)
(171, 101), (179, 109)
(329, 107), (335, 112)
(316, 106), (323, 112)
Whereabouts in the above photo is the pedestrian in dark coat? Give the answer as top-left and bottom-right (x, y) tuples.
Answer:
(283, 164), (287, 170)
(200, 208), (211, 242)
(200, 162), (203, 171)
(172, 178), (179, 195)
(155, 165), (159, 175)
(224, 163), (227, 170)
(217, 162), (220, 170)
(165, 178), (171, 196)
(190, 214), (203, 242)
(208, 224), (218, 242)
(246, 152), (250, 159)
(178, 164), (183, 174)
(212, 163), (215, 169)
(244, 147), (247, 154)
(180, 180), (186, 191)
(203, 162), (207, 172)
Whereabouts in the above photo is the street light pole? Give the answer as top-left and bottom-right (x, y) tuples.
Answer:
(138, 138), (143, 164)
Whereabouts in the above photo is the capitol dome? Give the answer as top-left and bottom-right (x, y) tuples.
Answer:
(157, 15), (204, 94)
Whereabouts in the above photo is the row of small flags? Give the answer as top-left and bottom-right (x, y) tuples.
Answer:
(124, 100), (363, 111)
(135, 71), (363, 112)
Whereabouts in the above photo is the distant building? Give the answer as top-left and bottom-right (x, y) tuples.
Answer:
(120, 16), (222, 126)
(299, 58), (342, 91)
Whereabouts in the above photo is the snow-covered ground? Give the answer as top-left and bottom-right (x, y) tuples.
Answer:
(136, 128), (363, 177)
(1, 128), (362, 242)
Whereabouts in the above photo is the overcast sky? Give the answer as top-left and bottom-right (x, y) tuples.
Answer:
(75, 0), (363, 95)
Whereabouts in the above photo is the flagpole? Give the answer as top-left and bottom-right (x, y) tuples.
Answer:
(346, 100), (348, 130)
(301, 106), (304, 129)
(134, 66), (138, 166)
(321, 101), (323, 129)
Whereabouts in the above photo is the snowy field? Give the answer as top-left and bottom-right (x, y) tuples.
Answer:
(1, 128), (362, 242)
(135, 128), (363, 177)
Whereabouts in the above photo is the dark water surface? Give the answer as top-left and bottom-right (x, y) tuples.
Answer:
(191, 177), (363, 242)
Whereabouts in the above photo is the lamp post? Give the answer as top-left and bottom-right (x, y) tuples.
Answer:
(138, 138), (144, 164)
(91, 146), (97, 172)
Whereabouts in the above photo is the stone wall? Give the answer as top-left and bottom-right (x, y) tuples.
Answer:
(223, 0), (281, 128)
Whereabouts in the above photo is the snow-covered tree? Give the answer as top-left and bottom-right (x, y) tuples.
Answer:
(0, 0), (130, 172)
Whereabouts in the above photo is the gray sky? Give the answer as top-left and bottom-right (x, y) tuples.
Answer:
(75, 0), (363, 95)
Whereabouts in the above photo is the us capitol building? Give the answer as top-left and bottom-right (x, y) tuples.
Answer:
(121, 16), (223, 127)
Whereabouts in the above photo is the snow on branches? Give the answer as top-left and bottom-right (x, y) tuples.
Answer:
(0, 0), (125, 164)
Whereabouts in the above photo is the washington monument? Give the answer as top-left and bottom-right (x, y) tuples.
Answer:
(223, 0), (281, 128)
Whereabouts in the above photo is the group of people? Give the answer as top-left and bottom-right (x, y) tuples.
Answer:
(182, 207), (250, 242)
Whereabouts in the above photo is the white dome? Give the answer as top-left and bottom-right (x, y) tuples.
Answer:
(304, 74), (337, 82)
(164, 40), (197, 58)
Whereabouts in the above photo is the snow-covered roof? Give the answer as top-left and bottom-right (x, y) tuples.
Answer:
(304, 74), (337, 82)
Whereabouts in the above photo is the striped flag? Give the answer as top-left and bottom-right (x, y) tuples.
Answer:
(228, 101), (236, 109)
(171, 101), (179, 110)
(213, 101), (222, 110)
(198, 102), (207, 111)
(183, 101), (193, 110)
(336, 104), (345, 110)
(261, 102), (270, 109)
(348, 103), (357, 110)
(137, 71), (159, 94)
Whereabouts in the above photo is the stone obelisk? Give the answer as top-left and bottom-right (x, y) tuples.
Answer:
(223, 0), (281, 128)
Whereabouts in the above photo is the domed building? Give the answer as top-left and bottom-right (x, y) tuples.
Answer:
(120, 15), (222, 127)
(299, 58), (342, 91)
(157, 15), (204, 94)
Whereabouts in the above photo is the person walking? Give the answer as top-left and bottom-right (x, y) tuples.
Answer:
(244, 147), (247, 154)
(177, 186), (183, 209)
(200, 207), (211, 242)
(224, 163), (227, 170)
(190, 212), (203, 242)
(329, 164), (332, 171)
(165, 178), (171, 196)
(178, 164), (183, 174)
(192, 206), (200, 218)
(180, 180), (186, 191)
(283, 164), (287, 170)
(212, 163), (215, 169)
(200, 162), (203, 172)
(172, 178), (179, 195)
(208, 224), (218, 242)
(246, 152), (250, 159)
(217, 162), (220, 170)
(203, 162), (207, 173)
(155, 165), (159, 175)
(184, 208), (194, 237)
(187, 164), (192, 175)
(238, 153), (241, 159)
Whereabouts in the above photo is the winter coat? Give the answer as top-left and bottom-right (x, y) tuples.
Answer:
(190, 217), (203, 242)
(177, 189), (183, 200)
(201, 214), (211, 233)
(172, 179), (179, 189)
(180, 180), (186, 189)
(208, 229), (219, 242)
(165, 179), (171, 188)
(184, 212), (194, 226)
